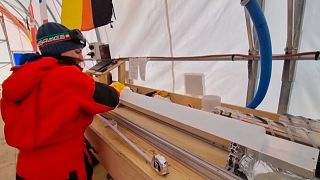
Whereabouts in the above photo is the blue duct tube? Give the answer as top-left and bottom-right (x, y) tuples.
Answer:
(243, 0), (272, 109)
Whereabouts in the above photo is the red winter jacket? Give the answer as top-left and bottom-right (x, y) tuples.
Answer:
(1, 57), (117, 180)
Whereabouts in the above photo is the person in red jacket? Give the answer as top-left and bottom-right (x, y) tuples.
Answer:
(0, 22), (119, 180)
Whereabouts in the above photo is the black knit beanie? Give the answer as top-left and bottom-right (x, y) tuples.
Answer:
(36, 22), (84, 56)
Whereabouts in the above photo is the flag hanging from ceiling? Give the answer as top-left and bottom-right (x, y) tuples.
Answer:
(61, 0), (114, 31)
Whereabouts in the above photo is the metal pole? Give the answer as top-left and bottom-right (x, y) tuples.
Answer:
(46, 4), (57, 22)
(244, 9), (254, 51)
(55, 0), (62, 7)
(112, 53), (318, 62)
(97, 115), (153, 163)
(95, 28), (102, 42)
(0, 14), (14, 66)
(244, 7), (257, 105)
(278, 0), (306, 114)
(13, 0), (40, 27)
(164, 0), (175, 92)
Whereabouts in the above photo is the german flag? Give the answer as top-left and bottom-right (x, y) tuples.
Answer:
(61, 0), (114, 31)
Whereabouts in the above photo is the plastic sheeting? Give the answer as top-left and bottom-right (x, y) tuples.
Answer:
(289, 0), (320, 118)
(108, 0), (250, 106)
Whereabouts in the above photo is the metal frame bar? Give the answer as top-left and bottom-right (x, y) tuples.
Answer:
(46, 4), (57, 22)
(113, 52), (318, 62)
(108, 112), (241, 180)
(278, 0), (306, 114)
(164, 0), (175, 92)
(13, 0), (40, 27)
(114, 92), (319, 178)
(0, 14), (13, 66)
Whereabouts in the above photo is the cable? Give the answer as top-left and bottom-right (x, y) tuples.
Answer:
(164, 0), (175, 92)
(242, 0), (272, 109)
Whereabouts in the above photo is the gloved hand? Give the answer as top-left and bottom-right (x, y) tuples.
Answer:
(110, 82), (127, 94)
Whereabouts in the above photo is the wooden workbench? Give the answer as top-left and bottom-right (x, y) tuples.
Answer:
(84, 83), (283, 180)
(85, 115), (213, 180)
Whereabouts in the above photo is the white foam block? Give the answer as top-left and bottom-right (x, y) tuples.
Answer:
(120, 91), (266, 151)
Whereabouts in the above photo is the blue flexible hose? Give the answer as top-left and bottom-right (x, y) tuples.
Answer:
(244, 0), (272, 109)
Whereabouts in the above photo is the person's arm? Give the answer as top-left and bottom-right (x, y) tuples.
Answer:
(58, 66), (118, 114)
(93, 82), (119, 108)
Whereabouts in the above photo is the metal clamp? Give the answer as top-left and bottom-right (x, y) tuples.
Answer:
(281, 122), (295, 142)
(240, 0), (250, 6)
(151, 154), (169, 176)
(227, 143), (247, 178)
(97, 115), (169, 176)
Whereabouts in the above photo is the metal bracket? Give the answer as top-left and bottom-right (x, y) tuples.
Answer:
(240, 0), (250, 6)
(151, 154), (169, 176)
(226, 143), (247, 179)
(98, 115), (169, 176)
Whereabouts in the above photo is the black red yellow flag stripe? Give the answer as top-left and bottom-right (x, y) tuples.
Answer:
(61, 0), (113, 31)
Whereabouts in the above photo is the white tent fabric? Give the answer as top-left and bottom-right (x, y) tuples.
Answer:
(0, 0), (319, 119)
(289, 1), (320, 118)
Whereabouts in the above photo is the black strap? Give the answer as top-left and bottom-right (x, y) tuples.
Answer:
(231, 54), (235, 61)
(315, 51), (319, 61)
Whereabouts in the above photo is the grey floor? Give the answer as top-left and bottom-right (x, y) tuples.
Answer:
(0, 112), (18, 179)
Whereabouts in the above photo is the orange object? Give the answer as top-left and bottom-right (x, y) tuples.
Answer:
(111, 81), (126, 93)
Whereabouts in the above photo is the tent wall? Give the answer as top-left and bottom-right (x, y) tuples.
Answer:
(289, 0), (320, 118)
(0, 0), (319, 119)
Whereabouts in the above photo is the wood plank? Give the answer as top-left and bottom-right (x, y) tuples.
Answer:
(112, 107), (229, 167)
(126, 85), (320, 147)
(118, 91), (319, 178)
(0, 97), (17, 180)
(118, 61), (126, 84)
(85, 118), (205, 180)
(127, 84), (280, 121)
(223, 103), (280, 121)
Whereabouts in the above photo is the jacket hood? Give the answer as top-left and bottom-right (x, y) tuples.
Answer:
(2, 57), (58, 102)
